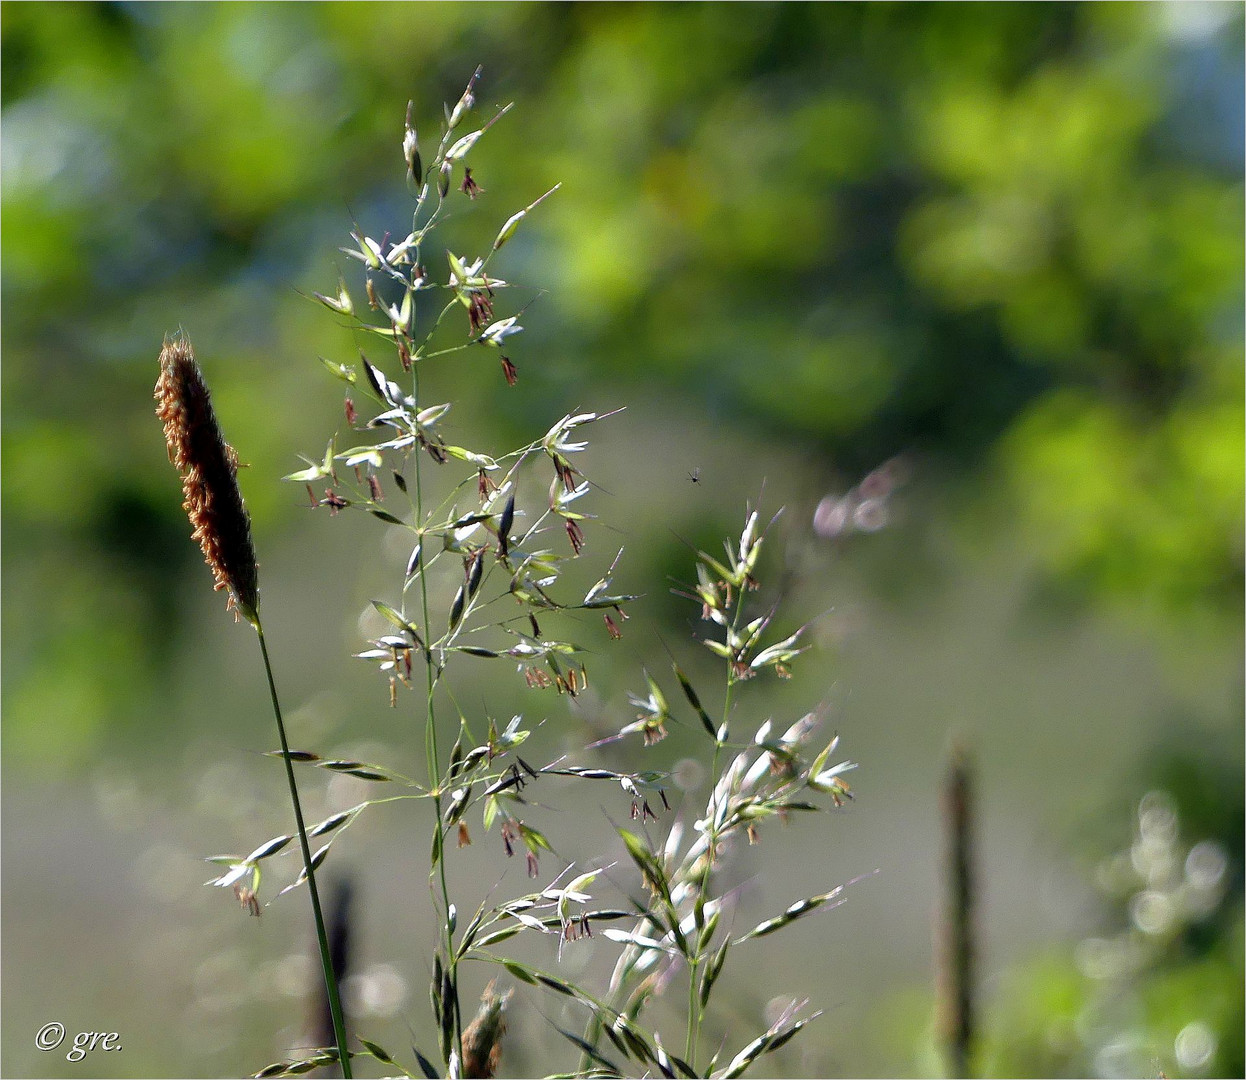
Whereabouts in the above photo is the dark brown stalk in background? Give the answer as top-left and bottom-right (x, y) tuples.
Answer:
(939, 742), (976, 1078)
(310, 877), (354, 1078)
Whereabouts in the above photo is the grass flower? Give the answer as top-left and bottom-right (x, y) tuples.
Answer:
(155, 335), (259, 624)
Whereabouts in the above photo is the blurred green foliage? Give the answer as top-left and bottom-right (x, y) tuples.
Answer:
(2, 4), (1241, 1077)
(4, 4), (1240, 772)
(977, 766), (1244, 1079)
(872, 739), (1245, 1078)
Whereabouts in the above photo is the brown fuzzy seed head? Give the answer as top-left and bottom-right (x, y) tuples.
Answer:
(462, 981), (510, 1079)
(155, 335), (260, 623)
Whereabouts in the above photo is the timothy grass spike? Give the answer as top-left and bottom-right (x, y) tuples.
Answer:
(155, 334), (260, 623)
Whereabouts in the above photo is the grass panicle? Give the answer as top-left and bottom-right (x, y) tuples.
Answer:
(176, 69), (865, 1080)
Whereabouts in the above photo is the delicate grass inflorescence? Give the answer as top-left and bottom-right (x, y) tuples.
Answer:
(171, 70), (863, 1080)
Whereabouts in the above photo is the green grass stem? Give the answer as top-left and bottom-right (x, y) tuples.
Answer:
(256, 623), (353, 1079)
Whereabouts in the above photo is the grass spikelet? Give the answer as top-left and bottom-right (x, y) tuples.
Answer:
(155, 334), (260, 623)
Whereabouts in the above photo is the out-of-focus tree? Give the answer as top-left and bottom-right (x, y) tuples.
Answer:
(2, 3), (1240, 753)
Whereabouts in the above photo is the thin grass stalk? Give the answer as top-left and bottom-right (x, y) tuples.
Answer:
(939, 743), (975, 1078)
(156, 336), (351, 1076)
(258, 625), (354, 1078)
(411, 365), (464, 1066)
